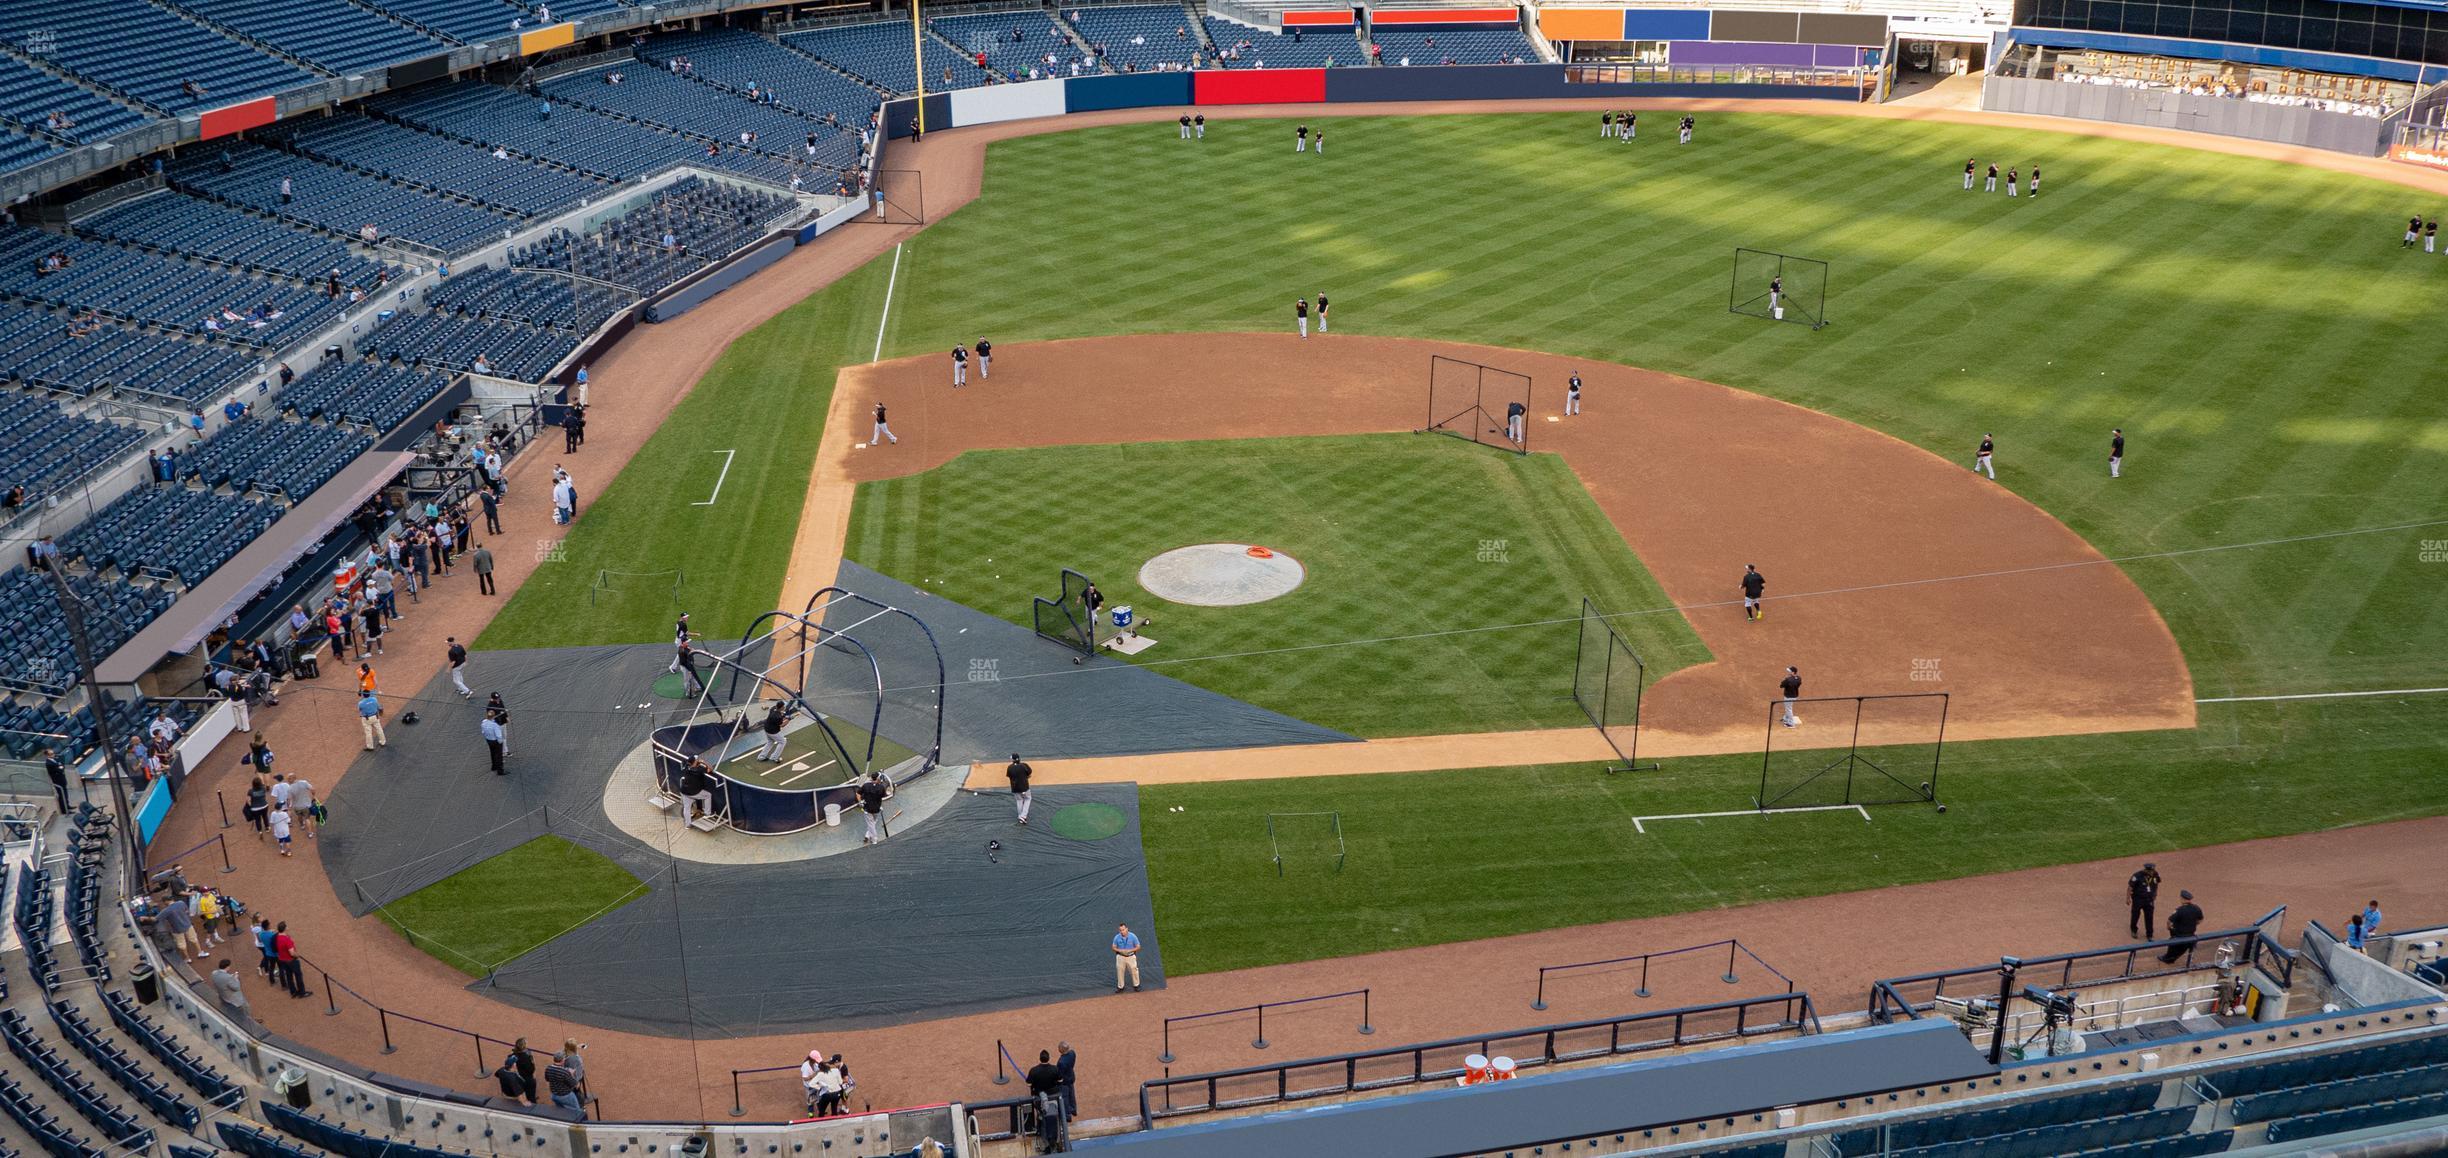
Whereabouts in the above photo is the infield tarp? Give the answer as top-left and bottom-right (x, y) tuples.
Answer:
(317, 641), (1169, 1035)
(831, 559), (1352, 761)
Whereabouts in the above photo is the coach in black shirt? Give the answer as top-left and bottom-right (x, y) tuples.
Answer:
(1007, 754), (1033, 826)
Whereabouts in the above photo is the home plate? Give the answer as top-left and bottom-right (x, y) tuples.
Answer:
(1103, 634), (1159, 656)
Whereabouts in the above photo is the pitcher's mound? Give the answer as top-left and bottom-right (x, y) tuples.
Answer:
(1139, 543), (1305, 606)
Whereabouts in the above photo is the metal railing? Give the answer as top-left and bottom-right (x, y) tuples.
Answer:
(1139, 991), (1818, 1126)
(1869, 905), (2288, 1025)
(1158, 988), (1372, 1064)
(1529, 938), (1792, 1011)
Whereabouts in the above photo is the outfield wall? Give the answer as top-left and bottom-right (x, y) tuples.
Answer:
(1983, 72), (2399, 154)
(883, 63), (1859, 138)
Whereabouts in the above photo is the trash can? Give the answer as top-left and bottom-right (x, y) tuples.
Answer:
(130, 965), (158, 1005)
(823, 803), (842, 828)
(273, 1067), (312, 1109)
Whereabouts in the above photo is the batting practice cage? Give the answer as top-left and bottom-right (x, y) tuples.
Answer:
(867, 168), (925, 224)
(1419, 354), (1532, 455)
(1571, 597), (1654, 773)
(1032, 567), (1099, 661)
(1729, 248), (1830, 330)
(1757, 691), (1948, 812)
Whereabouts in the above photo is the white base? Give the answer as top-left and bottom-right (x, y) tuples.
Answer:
(1102, 633), (1159, 656)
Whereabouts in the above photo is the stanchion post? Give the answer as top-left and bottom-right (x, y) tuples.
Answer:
(378, 1008), (396, 1054)
(1636, 953), (1652, 998)
(472, 1033), (488, 1079)
(1723, 941), (1739, 985)
(1158, 1020), (1173, 1065)
(1357, 988), (1373, 1036)
(992, 1040), (1009, 1085)
(216, 792), (231, 830)
(216, 836), (234, 875)
(1531, 968), (1547, 1012)
(1252, 1004), (1268, 1051)
(320, 967), (339, 1016)
(729, 1070), (746, 1117)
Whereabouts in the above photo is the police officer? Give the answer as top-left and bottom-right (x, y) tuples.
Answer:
(1741, 564), (1766, 622)
(2159, 891), (2203, 963)
(2127, 862), (2161, 939)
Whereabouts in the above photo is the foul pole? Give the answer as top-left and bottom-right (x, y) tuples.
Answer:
(909, 0), (928, 134)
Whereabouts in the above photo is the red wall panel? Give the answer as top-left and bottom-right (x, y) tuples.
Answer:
(1281, 10), (1355, 25)
(1369, 7), (1516, 23)
(1193, 68), (1327, 105)
(198, 97), (277, 141)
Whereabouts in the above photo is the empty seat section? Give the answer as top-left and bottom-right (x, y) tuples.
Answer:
(78, 192), (390, 285)
(168, 142), (520, 256)
(1201, 14), (1355, 67)
(1069, 6), (1205, 72)
(171, 0), (448, 74)
(0, 56), (149, 144)
(261, 112), (609, 218)
(929, 10), (1070, 76)
(0, 0), (319, 113)
(58, 484), (277, 583)
(1371, 27), (1539, 65)
(784, 21), (984, 93)
(0, 391), (143, 503)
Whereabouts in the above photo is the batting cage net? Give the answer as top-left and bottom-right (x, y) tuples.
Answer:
(1729, 248), (1829, 330)
(1032, 567), (1098, 659)
(867, 168), (925, 224)
(1267, 811), (1346, 876)
(1419, 354), (1532, 454)
(1571, 596), (1652, 773)
(1757, 691), (1948, 810)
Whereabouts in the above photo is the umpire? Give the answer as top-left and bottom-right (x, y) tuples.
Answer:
(2126, 862), (2162, 939)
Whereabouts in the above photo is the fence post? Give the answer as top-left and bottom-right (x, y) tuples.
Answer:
(471, 1033), (487, 1079)
(320, 967), (338, 1016)
(216, 792), (231, 830)
(1158, 1019), (1174, 1065)
(729, 1069), (746, 1117)
(1357, 988), (1373, 1035)
(1724, 940), (1739, 985)
(377, 1008), (395, 1054)
(992, 1040), (1009, 1085)
(1531, 967), (1547, 1011)
(1636, 953), (1651, 998)
(1252, 1004), (1268, 1051)
(216, 836), (234, 875)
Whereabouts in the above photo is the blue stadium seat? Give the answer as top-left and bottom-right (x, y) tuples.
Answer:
(1202, 14), (1360, 68)
(277, 361), (450, 431)
(258, 112), (610, 218)
(506, 174), (788, 295)
(47, 1002), (198, 1129)
(928, 10), (1073, 78)
(2210, 1033), (2448, 1099)
(101, 990), (240, 1107)
(366, 0), (528, 46)
(77, 191), (392, 286)
(0, 223), (335, 348)
(0, 0), (319, 113)
(168, 142), (520, 257)
(0, 299), (265, 403)
(0, 1007), (152, 1147)
(1068, 6), (1206, 74)
(634, 28), (885, 165)
(167, 0), (450, 74)
(371, 80), (801, 186)
(538, 65), (843, 175)
(782, 21), (988, 94)
(0, 56), (150, 144)
(59, 484), (278, 585)
(2266, 1087), (2448, 1143)
(1371, 28), (1539, 66)
(2233, 1061), (2448, 1124)
(0, 390), (145, 503)
(425, 263), (634, 332)
(173, 416), (372, 501)
(0, 568), (176, 697)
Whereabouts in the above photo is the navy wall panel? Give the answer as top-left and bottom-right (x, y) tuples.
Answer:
(646, 235), (794, 321)
(1324, 65), (1857, 103)
(882, 93), (954, 139)
(1066, 72), (1195, 111)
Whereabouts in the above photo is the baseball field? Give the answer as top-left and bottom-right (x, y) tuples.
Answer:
(477, 109), (2448, 975)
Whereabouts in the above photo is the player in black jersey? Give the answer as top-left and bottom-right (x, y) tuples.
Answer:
(1985, 163), (1998, 192)
(2109, 428), (2124, 479)
(1964, 158), (1976, 190)
(1973, 433), (1996, 480)
(1741, 564), (1766, 622)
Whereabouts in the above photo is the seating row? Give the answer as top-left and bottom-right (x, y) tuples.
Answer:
(426, 264), (634, 333)
(59, 484), (279, 585)
(218, 1119), (331, 1158)
(1832, 1084), (2160, 1153)
(539, 65), (842, 173)
(277, 361), (451, 431)
(1373, 29), (1540, 66)
(0, 1058), (99, 1158)
(0, 568), (174, 696)
(361, 311), (578, 383)
(102, 990), (241, 1106)
(169, 142), (520, 257)
(2207, 1030), (2448, 1099)
(78, 192), (391, 288)
(2233, 1060), (2448, 1124)
(0, 390), (144, 503)
(929, 10), (1074, 76)
(782, 21), (988, 95)
(172, 0), (450, 76)
(2265, 1085), (2448, 1143)
(175, 416), (371, 500)
(0, 1004), (151, 1146)
(1202, 16), (1355, 68)
(1069, 5), (1208, 73)
(0, 226), (332, 348)
(632, 28), (886, 142)
(263, 1098), (495, 1158)
(0, 56), (149, 144)
(0, 697), (194, 762)
(370, 0), (535, 46)
(0, 0), (318, 114)
(47, 1003), (197, 1130)
(259, 112), (610, 219)
(1878, 1105), (2194, 1158)
(370, 81), (799, 187)
(0, 299), (266, 404)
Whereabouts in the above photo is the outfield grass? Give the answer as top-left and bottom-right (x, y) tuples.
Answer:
(846, 435), (1709, 736)
(483, 111), (2448, 969)
(1145, 694), (2448, 974)
(374, 837), (648, 977)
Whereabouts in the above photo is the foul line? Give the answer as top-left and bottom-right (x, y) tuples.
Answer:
(1633, 804), (1871, 834)
(872, 242), (902, 363)
(2197, 686), (2448, 705)
(692, 449), (737, 507)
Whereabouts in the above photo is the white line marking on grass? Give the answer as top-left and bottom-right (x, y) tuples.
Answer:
(2198, 686), (2448, 704)
(1631, 804), (1870, 834)
(872, 242), (902, 363)
(692, 449), (737, 506)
